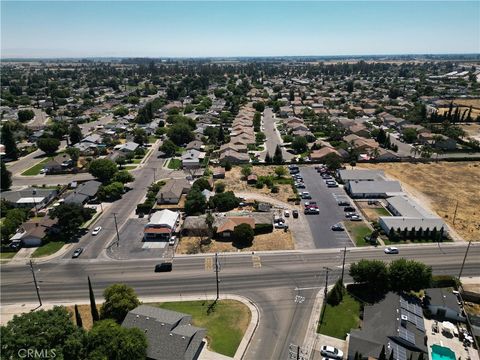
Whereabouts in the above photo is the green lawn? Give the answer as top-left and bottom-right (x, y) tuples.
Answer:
(148, 135), (157, 144)
(122, 165), (137, 170)
(131, 158), (142, 164)
(318, 292), (361, 339)
(344, 221), (372, 246)
(153, 300), (250, 357)
(31, 241), (65, 258)
(0, 252), (17, 260)
(167, 158), (182, 170)
(374, 207), (391, 216)
(21, 158), (51, 176)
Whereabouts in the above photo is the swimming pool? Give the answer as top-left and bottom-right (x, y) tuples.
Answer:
(430, 345), (456, 360)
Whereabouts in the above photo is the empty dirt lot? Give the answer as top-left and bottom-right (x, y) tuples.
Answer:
(360, 162), (480, 241)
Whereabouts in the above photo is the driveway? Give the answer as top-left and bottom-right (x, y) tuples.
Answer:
(299, 166), (354, 249)
(388, 133), (413, 157)
(260, 107), (294, 162)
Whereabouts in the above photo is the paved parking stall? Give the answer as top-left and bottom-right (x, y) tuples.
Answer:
(298, 166), (354, 249)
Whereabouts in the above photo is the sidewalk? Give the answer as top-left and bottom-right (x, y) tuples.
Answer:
(0, 293), (260, 360)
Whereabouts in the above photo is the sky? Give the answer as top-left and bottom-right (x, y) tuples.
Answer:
(1, 1), (479, 58)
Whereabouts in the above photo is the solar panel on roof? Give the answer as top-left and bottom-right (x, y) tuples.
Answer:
(400, 299), (423, 316)
(392, 344), (407, 360)
(399, 327), (416, 345)
(400, 309), (425, 331)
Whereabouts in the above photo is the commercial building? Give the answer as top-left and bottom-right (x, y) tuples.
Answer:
(144, 209), (179, 241)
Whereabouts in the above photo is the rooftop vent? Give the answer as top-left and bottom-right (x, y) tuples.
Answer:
(169, 333), (173, 336)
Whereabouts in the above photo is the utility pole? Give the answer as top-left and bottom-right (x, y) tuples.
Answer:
(29, 260), (42, 307)
(151, 168), (156, 183)
(452, 200), (459, 225)
(215, 252), (220, 301)
(340, 246), (349, 284)
(323, 267), (331, 299)
(458, 240), (472, 280)
(113, 213), (120, 247)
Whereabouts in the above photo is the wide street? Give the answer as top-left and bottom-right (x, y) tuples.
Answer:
(2, 243), (479, 360)
(261, 107), (294, 162)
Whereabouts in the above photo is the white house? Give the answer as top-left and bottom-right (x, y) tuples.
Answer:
(143, 209), (179, 241)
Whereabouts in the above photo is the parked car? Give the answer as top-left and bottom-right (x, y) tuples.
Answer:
(275, 222), (289, 229)
(305, 206), (320, 215)
(337, 200), (350, 206)
(155, 262), (173, 272)
(284, 210), (290, 217)
(295, 182), (306, 189)
(384, 246), (399, 254)
(304, 201), (317, 207)
(92, 226), (102, 235)
(344, 206), (356, 212)
(169, 236), (176, 246)
(72, 248), (83, 258)
(301, 192), (312, 199)
(292, 210), (299, 218)
(327, 182), (339, 188)
(331, 224), (345, 231)
(321, 346), (344, 360)
(350, 215), (362, 221)
(345, 212), (356, 218)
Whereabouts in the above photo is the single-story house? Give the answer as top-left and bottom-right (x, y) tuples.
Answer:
(348, 292), (427, 360)
(337, 169), (384, 183)
(216, 216), (255, 238)
(309, 147), (342, 162)
(423, 288), (465, 322)
(122, 305), (205, 360)
(347, 180), (403, 198)
(212, 167), (225, 179)
(81, 133), (102, 144)
(247, 174), (258, 184)
(182, 215), (210, 236)
(64, 180), (102, 205)
(43, 153), (74, 173)
(144, 209), (179, 241)
(1, 188), (58, 210)
(114, 141), (140, 153)
(156, 179), (191, 205)
(181, 149), (205, 168)
(418, 132), (457, 150)
(219, 150), (250, 164)
(186, 140), (203, 151)
(10, 217), (59, 247)
(219, 143), (248, 154)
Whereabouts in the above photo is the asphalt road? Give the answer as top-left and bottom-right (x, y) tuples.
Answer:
(261, 108), (294, 162)
(2, 244), (479, 360)
(300, 167), (354, 248)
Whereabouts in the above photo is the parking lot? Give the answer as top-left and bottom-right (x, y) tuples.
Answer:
(297, 166), (354, 249)
(107, 218), (174, 260)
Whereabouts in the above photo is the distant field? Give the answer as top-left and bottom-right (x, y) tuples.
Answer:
(437, 98), (480, 120)
(360, 162), (480, 241)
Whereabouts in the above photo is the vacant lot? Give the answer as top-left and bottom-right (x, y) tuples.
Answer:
(460, 123), (480, 142)
(177, 230), (294, 254)
(360, 162), (480, 241)
(219, 166), (296, 203)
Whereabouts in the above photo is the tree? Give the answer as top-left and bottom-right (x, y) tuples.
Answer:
(192, 177), (212, 192)
(185, 189), (207, 216)
(265, 152), (272, 164)
(232, 223), (254, 248)
(378, 346), (386, 360)
(1, 122), (18, 160)
(388, 258), (432, 292)
(98, 182), (124, 201)
(273, 145), (284, 164)
(222, 159), (232, 171)
(100, 284), (141, 323)
(88, 276), (100, 322)
(69, 123), (83, 145)
(113, 106), (129, 117)
(167, 123), (194, 146)
(209, 191), (239, 212)
(160, 139), (177, 157)
(402, 128), (418, 143)
(327, 279), (345, 306)
(1, 161), (12, 190)
(215, 182), (225, 193)
(17, 109), (35, 122)
(206, 212), (215, 240)
(87, 319), (147, 360)
(1, 306), (85, 360)
(241, 165), (252, 178)
(133, 128), (148, 146)
(323, 153), (342, 171)
(50, 203), (94, 234)
(112, 170), (134, 184)
(88, 159), (118, 183)
(274, 166), (287, 178)
(115, 156), (126, 169)
(292, 136), (308, 154)
(349, 259), (389, 292)
(37, 137), (60, 155)
(74, 304), (83, 328)
(65, 147), (80, 164)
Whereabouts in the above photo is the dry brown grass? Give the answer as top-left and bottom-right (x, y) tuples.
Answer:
(176, 230), (294, 254)
(460, 123), (480, 141)
(360, 162), (480, 241)
(220, 166), (295, 203)
(66, 304), (100, 330)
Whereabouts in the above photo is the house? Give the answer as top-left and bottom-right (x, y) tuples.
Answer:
(348, 123), (370, 138)
(418, 132), (457, 150)
(114, 141), (140, 153)
(156, 179), (191, 205)
(337, 169), (384, 183)
(43, 153), (74, 173)
(212, 167), (225, 179)
(122, 305), (205, 360)
(215, 216), (255, 238)
(64, 180), (102, 205)
(182, 215), (209, 236)
(309, 147), (342, 162)
(1, 188), (58, 210)
(219, 143), (248, 154)
(423, 288), (466, 322)
(344, 134), (380, 153)
(9, 217), (59, 247)
(347, 180), (403, 198)
(144, 209), (179, 241)
(247, 174), (258, 184)
(186, 140), (203, 151)
(81, 133), (102, 144)
(219, 150), (250, 164)
(181, 149), (205, 168)
(348, 292), (427, 360)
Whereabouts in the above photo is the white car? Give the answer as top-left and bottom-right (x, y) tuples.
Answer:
(39, 168), (47, 174)
(321, 346), (344, 360)
(92, 226), (102, 236)
(384, 246), (399, 254)
(284, 210), (290, 217)
(169, 236), (176, 246)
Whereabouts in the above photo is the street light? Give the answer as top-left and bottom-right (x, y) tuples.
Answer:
(32, 189), (37, 217)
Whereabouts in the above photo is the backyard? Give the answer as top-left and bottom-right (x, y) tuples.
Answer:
(360, 162), (480, 241)
(318, 292), (361, 339)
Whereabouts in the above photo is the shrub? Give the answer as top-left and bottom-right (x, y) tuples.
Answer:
(254, 223), (273, 235)
(431, 275), (460, 289)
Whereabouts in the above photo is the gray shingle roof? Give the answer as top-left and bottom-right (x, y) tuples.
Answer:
(424, 288), (460, 313)
(349, 180), (402, 195)
(338, 169), (384, 182)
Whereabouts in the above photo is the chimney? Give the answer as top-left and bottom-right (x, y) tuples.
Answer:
(401, 314), (408, 327)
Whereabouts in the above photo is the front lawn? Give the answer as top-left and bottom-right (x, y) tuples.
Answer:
(167, 158), (182, 170)
(148, 135), (157, 144)
(21, 158), (51, 176)
(344, 221), (372, 246)
(31, 241), (65, 258)
(318, 292), (361, 339)
(0, 252), (17, 260)
(153, 300), (250, 357)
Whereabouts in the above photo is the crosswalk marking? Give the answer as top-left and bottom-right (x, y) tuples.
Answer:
(252, 255), (261, 268)
(205, 257), (213, 271)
